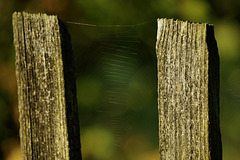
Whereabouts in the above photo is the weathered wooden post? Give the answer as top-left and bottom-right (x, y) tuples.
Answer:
(156, 18), (222, 159)
(12, 12), (82, 159)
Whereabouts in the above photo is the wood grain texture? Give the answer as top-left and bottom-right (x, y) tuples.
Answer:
(12, 12), (81, 160)
(156, 18), (222, 160)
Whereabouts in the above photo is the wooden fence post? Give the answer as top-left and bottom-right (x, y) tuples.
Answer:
(12, 12), (82, 159)
(156, 19), (222, 159)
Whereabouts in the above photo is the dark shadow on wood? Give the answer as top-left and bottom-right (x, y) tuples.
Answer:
(58, 19), (82, 160)
(206, 25), (222, 160)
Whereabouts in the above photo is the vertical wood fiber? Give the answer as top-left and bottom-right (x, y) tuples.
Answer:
(156, 18), (222, 160)
(12, 12), (81, 160)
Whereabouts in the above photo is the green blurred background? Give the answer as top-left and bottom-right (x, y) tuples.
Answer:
(0, 0), (240, 159)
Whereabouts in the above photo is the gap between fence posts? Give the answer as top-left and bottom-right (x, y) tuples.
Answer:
(12, 12), (82, 160)
(156, 18), (222, 159)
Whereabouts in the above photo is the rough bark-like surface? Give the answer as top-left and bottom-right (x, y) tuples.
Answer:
(156, 18), (222, 160)
(12, 12), (81, 160)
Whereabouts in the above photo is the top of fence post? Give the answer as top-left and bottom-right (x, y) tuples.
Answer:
(156, 18), (222, 159)
(12, 12), (82, 159)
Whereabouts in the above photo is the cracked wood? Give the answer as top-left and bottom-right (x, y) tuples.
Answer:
(12, 12), (81, 160)
(156, 18), (222, 160)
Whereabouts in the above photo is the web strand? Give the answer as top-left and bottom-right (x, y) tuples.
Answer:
(66, 19), (155, 27)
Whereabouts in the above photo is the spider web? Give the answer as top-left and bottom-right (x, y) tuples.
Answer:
(67, 22), (158, 159)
